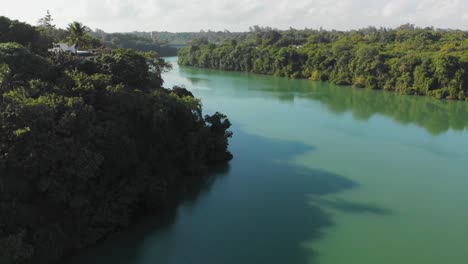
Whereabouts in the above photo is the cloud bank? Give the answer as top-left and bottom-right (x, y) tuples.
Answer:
(1, 0), (467, 32)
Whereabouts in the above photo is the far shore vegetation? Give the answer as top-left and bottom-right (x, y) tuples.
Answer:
(179, 24), (468, 101)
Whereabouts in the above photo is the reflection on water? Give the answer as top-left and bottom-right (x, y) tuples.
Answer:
(177, 64), (468, 136)
(306, 85), (468, 136)
(309, 197), (392, 216)
(186, 76), (211, 86)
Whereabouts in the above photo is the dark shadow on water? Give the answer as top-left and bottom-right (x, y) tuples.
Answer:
(174, 163), (231, 206)
(66, 128), (390, 264)
(65, 165), (231, 264)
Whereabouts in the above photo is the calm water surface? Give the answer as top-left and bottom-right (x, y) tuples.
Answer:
(68, 57), (468, 264)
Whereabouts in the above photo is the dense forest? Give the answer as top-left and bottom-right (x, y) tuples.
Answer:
(0, 15), (232, 264)
(90, 29), (178, 56)
(90, 29), (246, 56)
(132, 30), (245, 46)
(179, 25), (468, 100)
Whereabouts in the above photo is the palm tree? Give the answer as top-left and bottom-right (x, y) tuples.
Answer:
(66, 21), (87, 50)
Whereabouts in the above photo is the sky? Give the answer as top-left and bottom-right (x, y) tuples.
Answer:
(1, 0), (468, 32)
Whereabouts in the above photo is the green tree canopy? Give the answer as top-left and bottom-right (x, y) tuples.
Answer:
(0, 17), (232, 264)
(179, 26), (468, 101)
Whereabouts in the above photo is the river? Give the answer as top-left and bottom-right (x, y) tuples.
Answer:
(67, 57), (468, 264)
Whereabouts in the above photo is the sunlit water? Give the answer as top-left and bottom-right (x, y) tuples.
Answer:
(67, 57), (468, 264)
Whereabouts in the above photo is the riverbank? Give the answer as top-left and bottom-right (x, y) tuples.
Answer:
(178, 27), (468, 101)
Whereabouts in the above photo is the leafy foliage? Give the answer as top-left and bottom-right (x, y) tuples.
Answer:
(37, 10), (55, 30)
(179, 25), (468, 100)
(0, 18), (232, 264)
(132, 30), (245, 46)
(0, 16), (52, 53)
(66, 21), (100, 50)
(91, 30), (178, 56)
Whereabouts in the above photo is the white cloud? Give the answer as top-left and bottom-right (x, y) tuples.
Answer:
(0, 0), (467, 32)
(382, 1), (410, 17)
(412, 0), (467, 28)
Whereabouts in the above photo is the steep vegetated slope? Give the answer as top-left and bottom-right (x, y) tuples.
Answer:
(0, 16), (232, 264)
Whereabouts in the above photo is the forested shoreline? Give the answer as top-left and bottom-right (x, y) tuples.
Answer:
(178, 25), (468, 101)
(0, 16), (232, 264)
(90, 30), (179, 56)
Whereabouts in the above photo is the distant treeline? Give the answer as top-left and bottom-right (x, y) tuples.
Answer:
(89, 29), (250, 56)
(1, 15), (232, 264)
(131, 30), (245, 46)
(91, 30), (179, 56)
(179, 25), (468, 100)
